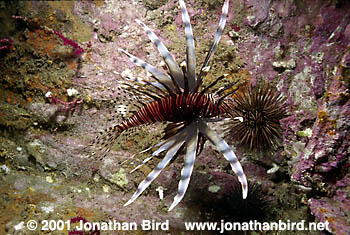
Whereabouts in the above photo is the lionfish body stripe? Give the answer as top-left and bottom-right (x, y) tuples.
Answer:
(117, 92), (223, 131)
(91, 0), (248, 211)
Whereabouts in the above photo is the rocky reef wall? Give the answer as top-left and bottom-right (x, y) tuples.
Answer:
(0, 0), (349, 234)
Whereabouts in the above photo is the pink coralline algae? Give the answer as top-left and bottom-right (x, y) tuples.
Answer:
(292, 51), (350, 189)
(291, 50), (350, 234)
(231, 0), (350, 232)
(309, 175), (350, 235)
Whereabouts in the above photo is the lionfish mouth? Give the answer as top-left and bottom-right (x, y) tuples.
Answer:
(91, 0), (248, 211)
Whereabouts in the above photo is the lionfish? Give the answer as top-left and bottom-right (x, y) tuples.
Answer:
(92, 0), (248, 211)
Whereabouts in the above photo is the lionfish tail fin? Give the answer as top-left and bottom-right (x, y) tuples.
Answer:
(197, 119), (248, 199)
(88, 125), (122, 160)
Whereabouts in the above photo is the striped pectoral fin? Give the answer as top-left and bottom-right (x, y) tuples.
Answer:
(135, 19), (184, 89)
(179, 0), (196, 90)
(198, 0), (229, 82)
(197, 119), (248, 199)
(124, 139), (185, 207)
(168, 124), (198, 211)
(130, 156), (153, 174)
(130, 139), (174, 173)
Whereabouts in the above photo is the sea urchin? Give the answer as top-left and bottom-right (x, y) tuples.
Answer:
(228, 83), (287, 151)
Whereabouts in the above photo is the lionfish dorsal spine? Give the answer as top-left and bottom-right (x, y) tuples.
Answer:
(135, 19), (185, 88)
(118, 48), (176, 91)
(197, 0), (229, 86)
(179, 0), (196, 90)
